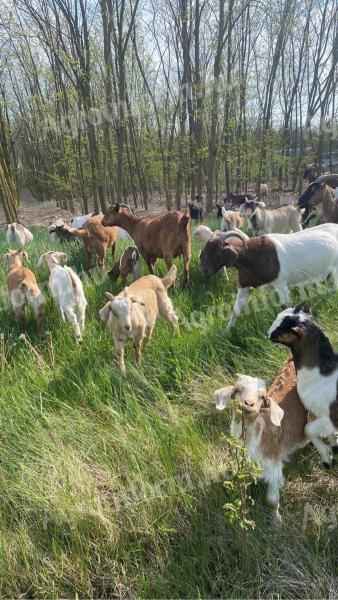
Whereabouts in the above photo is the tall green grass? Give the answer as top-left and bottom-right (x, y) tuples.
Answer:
(0, 222), (336, 598)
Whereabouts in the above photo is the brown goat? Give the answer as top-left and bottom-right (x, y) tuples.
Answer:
(3, 249), (44, 331)
(102, 204), (191, 286)
(108, 246), (141, 286)
(63, 214), (117, 271)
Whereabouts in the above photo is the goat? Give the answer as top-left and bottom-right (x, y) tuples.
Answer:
(6, 223), (33, 246)
(214, 359), (308, 519)
(255, 183), (268, 201)
(303, 164), (330, 183)
(188, 195), (204, 222)
(102, 204), (191, 286)
(108, 247), (141, 285)
(62, 214), (118, 272)
(268, 302), (338, 469)
(221, 207), (244, 232)
(3, 249), (44, 331)
(38, 251), (87, 343)
(200, 224), (338, 330)
(298, 174), (338, 226)
(242, 199), (304, 234)
(49, 219), (78, 244)
(99, 266), (178, 372)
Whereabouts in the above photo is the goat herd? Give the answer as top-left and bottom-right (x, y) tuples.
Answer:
(3, 171), (338, 519)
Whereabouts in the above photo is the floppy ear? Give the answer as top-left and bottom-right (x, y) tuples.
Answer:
(265, 398), (284, 427)
(257, 201), (266, 208)
(99, 302), (111, 322)
(2, 254), (10, 267)
(222, 244), (239, 266)
(214, 386), (234, 411)
(20, 251), (29, 263)
(105, 292), (115, 302)
(114, 203), (120, 212)
(37, 253), (47, 268)
(294, 301), (312, 315)
(57, 252), (68, 263)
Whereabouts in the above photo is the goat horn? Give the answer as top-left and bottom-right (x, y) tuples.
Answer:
(313, 174), (338, 187)
(217, 230), (249, 246)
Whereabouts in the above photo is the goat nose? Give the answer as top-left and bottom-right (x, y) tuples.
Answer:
(125, 324), (131, 331)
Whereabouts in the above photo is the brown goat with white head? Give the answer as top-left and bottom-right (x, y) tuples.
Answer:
(3, 249), (44, 331)
(108, 247), (141, 285)
(214, 359), (308, 519)
(102, 204), (191, 286)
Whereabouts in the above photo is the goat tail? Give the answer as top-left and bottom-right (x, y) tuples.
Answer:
(64, 267), (87, 305)
(162, 265), (177, 288)
(179, 211), (190, 231)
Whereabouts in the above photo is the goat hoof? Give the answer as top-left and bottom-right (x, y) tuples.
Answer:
(76, 337), (83, 344)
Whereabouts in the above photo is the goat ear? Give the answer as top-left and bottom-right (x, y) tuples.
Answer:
(114, 203), (120, 212)
(58, 252), (68, 263)
(267, 399), (284, 427)
(257, 201), (266, 208)
(99, 302), (111, 322)
(2, 254), (10, 267)
(105, 292), (115, 301)
(214, 386), (234, 411)
(294, 301), (312, 315)
(222, 245), (238, 266)
(21, 251), (29, 263)
(37, 253), (47, 268)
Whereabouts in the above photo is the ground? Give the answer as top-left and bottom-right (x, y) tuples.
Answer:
(0, 203), (336, 598)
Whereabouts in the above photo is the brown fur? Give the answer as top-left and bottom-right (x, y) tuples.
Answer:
(200, 236), (280, 286)
(260, 359), (308, 459)
(255, 182), (268, 201)
(64, 214), (117, 271)
(102, 204), (191, 286)
(4, 250), (43, 331)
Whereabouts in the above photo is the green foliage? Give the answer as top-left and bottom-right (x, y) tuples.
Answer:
(0, 221), (336, 597)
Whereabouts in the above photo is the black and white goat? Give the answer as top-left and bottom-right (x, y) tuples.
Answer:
(268, 303), (338, 469)
(200, 224), (338, 330)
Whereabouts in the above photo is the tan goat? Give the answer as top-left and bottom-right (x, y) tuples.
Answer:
(3, 249), (44, 331)
(102, 204), (191, 286)
(99, 266), (178, 372)
(63, 214), (117, 271)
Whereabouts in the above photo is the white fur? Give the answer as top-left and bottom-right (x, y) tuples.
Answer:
(267, 307), (309, 338)
(228, 224), (338, 328)
(214, 372), (307, 518)
(244, 203), (304, 234)
(194, 225), (213, 244)
(38, 252), (87, 342)
(6, 223), (33, 246)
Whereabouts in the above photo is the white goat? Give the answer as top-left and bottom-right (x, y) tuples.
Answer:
(99, 266), (178, 372)
(38, 251), (87, 343)
(6, 223), (33, 246)
(214, 360), (308, 519)
(242, 199), (304, 234)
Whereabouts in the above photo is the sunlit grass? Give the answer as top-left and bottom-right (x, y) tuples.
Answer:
(0, 222), (336, 598)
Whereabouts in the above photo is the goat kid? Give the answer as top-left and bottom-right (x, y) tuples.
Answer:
(221, 207), (244, 232)
(108, 246), (141, 285)
(200, 224), (338, 330)
(268, 302), (338, 469)
(38, 251), (87, 343)
(3, 249), (44, 331)
(214, 359), (307, 518)
(6, 223), (33, 246)
(99, 266), (178, 373)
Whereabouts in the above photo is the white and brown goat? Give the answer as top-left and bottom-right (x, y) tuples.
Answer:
(108, 247), (141, 285)
(99, 267), (178, 373)
(3, 249), (44, 331)
(214, 359), (308, 518)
